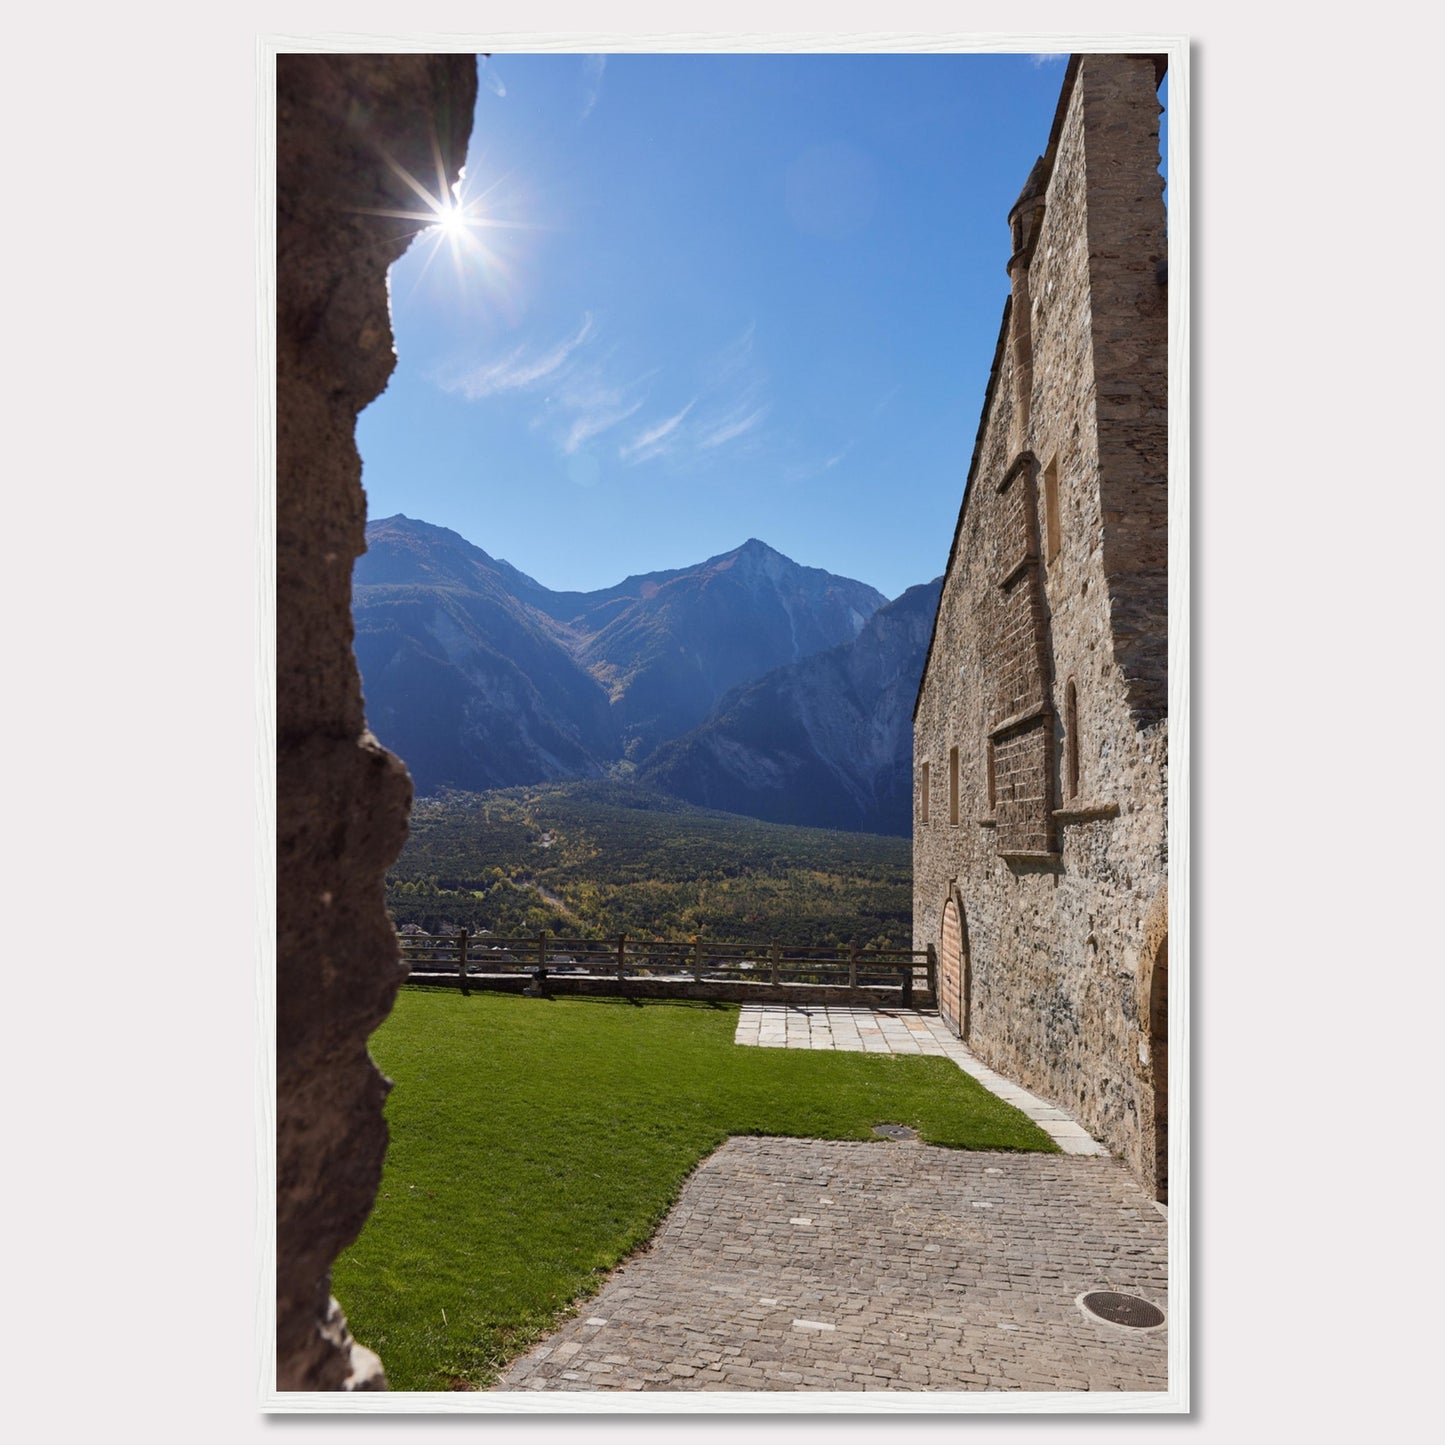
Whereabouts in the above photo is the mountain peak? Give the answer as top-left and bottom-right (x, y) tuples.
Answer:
(353, 510), (927, 820)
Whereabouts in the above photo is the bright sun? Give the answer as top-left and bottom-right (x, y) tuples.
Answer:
(434, 202), (468, 237)
(357, 150), (519, 298)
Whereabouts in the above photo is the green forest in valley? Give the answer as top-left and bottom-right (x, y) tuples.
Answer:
(385, 781), (912, 948)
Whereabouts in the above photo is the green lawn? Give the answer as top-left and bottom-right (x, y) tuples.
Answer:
(333, 989), (1057, 1390)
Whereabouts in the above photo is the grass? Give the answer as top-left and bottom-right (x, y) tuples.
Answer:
(332, 989), (1057, 1390)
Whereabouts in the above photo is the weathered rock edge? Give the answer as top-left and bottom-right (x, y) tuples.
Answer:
(275, 53), (478, 1391)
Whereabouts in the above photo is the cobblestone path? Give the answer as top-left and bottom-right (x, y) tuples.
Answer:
(497, 1136), (1168, 1394)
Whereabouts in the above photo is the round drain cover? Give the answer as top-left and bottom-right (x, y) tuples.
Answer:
(1081, 1291), (1165, 1329)
(872, 1123), (917, 1140)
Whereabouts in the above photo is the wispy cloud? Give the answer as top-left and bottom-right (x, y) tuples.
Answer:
(580, 55), (606, 120)
(1028, 53), (1066, 68)
(699, 405), (768, 450)
(481, 57), (507, 96)
(564, 397), (643, 454)
(777, 438), (856, 487)
(438, 313), (667, 466)
(439, 315), (595, 399)
(620, 401), (697, 463)
(668, 323), (771, 459)
(437, 312), (773, 474)
(614, 319), (778, 467)
(551, 356), (653, 453)
(705, 321), (756, 384)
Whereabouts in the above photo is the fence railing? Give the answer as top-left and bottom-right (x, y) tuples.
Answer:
(397, 930), (937, 1006)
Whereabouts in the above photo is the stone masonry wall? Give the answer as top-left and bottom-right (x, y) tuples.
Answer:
(1082, 64), (1169, 724)
(914, 55), (1168, 1196)
(275, 53), (477, 1390)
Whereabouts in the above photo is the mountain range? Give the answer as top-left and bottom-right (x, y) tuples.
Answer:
(352, 515), (937, 834)
(638, 578), (943, 834)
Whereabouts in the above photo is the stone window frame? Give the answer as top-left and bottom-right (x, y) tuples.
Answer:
(1052, 675), (1121, 826)
(948, 745), (961, 826)
(1064, 676), (1080, 800)
(920, 759), (931, 826)
(1041, 452), (1062, 565)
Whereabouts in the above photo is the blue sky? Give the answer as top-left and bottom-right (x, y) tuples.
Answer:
(358, 52), (1149, 600)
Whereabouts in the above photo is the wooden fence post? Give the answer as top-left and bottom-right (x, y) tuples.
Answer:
(458, 928), (469, 996)
(848, 944), (858, 990)
(770, 942), (781, 988)
(901, 958), (913, 1008)
(616, 933), (627, 982)
(926, 944), (937, 1003)
(694, 939), (704, 982)
(536, 931), (549, 994)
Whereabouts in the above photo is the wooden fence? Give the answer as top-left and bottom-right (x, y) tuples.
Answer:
(397, 930), (937, 1008)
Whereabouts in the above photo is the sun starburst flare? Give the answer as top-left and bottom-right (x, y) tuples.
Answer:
(346, 131), (534, 310)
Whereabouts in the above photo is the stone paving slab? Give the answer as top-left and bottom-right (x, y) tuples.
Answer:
(733, 1006), (1110, 1156)
(496, 1137), (1167, 1394)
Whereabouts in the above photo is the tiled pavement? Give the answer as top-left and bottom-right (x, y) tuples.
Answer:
(733, 1005), (1110, 1155)
(497, 1137), (1168, 1394)
(496, 1007), (1168, 1396)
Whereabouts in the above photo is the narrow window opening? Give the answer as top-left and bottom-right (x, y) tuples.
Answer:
(920, 760), (930, 825)
(1065, 679), (1080, 800)
(1043, 456), (1061, 564)
(948, 746), (960, 826)
(986, 740), (996, 811)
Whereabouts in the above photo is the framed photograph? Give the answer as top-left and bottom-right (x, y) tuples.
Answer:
(264, 34), (1188, 1415)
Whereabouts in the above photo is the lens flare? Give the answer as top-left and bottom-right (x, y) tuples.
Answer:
(346, 126), (537, 316)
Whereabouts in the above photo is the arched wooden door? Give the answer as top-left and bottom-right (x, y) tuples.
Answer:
(940, 896), (970, 1041)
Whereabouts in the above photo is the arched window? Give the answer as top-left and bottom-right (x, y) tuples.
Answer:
(949, 746), (960, 826)
(920, 761), (930, 825)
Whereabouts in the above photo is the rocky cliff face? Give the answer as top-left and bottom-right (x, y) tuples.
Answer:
(640, 579), (943, 835)
(354, 519), (619, 792)
(353, 517), (889, 792)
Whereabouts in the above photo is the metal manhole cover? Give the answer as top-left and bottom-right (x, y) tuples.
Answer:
(872, 1123), (917, 1140)
(1080, 1291), (1165, 1329)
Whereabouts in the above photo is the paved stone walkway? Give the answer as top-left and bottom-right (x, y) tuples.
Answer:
(733, 1005), (1109, 1155)
(497, 1137), (1167, 1394)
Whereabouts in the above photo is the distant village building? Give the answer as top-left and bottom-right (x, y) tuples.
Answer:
(913, 54), (1169, 1199)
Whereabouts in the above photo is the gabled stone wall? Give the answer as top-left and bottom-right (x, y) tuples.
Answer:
(275, 52), (477, 1390)
(913, 54), (1168, 1196)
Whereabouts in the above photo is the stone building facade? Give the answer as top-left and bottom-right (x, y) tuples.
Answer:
(913, 55), (1169, 1199)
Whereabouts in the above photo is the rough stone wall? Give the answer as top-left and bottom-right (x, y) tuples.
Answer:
(1081, 64), (1169, 724)
(276, 53), (477, 1390)
(913, 55), (1168, 1195)
(988, 452), (1055, 858)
